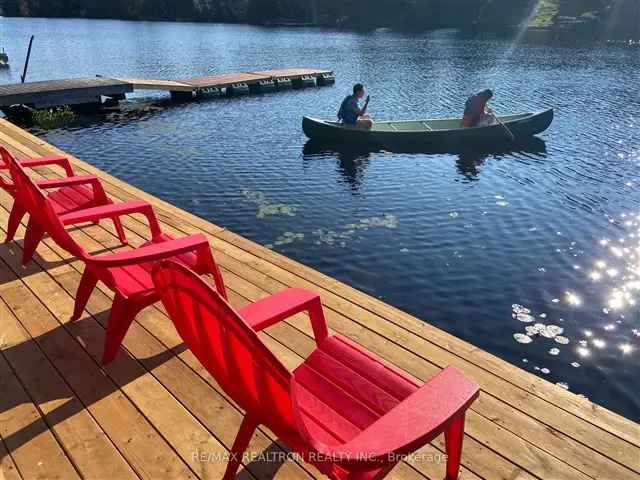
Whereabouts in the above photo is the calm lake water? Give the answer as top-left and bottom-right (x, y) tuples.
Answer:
(1, 18), (638, 421)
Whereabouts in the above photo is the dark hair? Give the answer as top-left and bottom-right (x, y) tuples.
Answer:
(483, 89), (494, 99)
(353, 83), (364, 95)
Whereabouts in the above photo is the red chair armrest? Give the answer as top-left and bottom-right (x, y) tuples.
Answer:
(239, 288), (329, 343)
(59, 201), (162, 238)
(88, 234), (210, 268)
(0, 156), (76, 194)
(20, 156), (74, 177)
(36, 174), (99, 189)
(37, 175), (110, 204)
(293, 366), (479, 463)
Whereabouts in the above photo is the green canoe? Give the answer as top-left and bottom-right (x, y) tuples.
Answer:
(302, 109), (554, 149)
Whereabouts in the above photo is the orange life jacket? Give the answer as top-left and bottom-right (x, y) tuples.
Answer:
(461, 94), (487, 127)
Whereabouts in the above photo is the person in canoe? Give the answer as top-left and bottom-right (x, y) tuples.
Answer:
(338, 83), (373, 130)
(461, 89), (496, 128)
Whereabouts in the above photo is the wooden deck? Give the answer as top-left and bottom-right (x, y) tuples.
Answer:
(0, 117), (638, 480)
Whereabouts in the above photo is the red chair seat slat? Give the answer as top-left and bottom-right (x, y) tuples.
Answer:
(105, 234), (200, 296)
(294, 361), (380, 432)
(107, 263), (154, 296)
(48, 184), (95, 213)
(318, 335), (420, 399)
(299, 347), (405, 416)
(292, 335), (422, 445)
(294, 384), (361, 445)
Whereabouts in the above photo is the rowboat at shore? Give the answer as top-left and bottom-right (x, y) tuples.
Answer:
(302, 108), (554, 149)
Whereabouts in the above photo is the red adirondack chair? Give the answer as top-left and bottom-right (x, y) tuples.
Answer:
(8, 154), (226, 364)
(152, 260), (480, 480)
(0, 146), (127, 261)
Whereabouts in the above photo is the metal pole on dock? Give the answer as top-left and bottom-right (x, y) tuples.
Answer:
(20, 35), (34, 83)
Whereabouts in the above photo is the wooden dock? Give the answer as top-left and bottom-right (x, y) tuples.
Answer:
(0, 68), (334, 111)
(0, 118), (638, 480)
(0, 77), (134, 109)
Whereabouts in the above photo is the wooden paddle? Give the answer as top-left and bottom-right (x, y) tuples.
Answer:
(492, 112), (516, 142)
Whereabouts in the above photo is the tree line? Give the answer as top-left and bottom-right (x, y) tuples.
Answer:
(0, 0), (540, 27)
(3, 0), (637, 38)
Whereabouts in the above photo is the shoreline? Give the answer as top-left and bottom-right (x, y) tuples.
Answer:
(2, 15), (638, 44)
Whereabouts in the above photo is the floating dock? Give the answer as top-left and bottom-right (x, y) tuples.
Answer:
(0, 77), (133, 109)
(0, 68), (335, 112)
(0, 119), (638, 480)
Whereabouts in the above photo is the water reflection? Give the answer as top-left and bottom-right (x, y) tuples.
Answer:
(303, 141), (374, 193)
(304, 137), (548, 186)
(457, 137), (547, 180)
(456, 151), (489, 180)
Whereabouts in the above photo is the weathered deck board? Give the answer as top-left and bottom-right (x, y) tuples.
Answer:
(0, 435), (22, 480)
(180, 73), (271, 88)
(0, 299), (138, 480)
(111, 77), (195, 92)
(250, 68), (332, 79)
(0, 340), (82, 480)
(0, 117), (639, 480)
(0, 77), (133, 108)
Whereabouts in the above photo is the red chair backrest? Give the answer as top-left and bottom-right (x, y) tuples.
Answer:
(7, 152), (88, 260)
(0, 147), (17, 194)
(152, 260), (298, 440)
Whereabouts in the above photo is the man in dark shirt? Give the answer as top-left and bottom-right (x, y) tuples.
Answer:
(338, 83), (373, 129)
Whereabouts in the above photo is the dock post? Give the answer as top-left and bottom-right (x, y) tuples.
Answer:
(195, 87), (222, 99)
(227, 83), (250, 96)
(293, 75), (316, 88)
(170, 90), (194, 102)
(275, 77), (293, 89)
(73, 100), (104, 113)
(255, 79), (276, 93)
(317, 72), (336, 86)
(105, 93), (126, 102)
